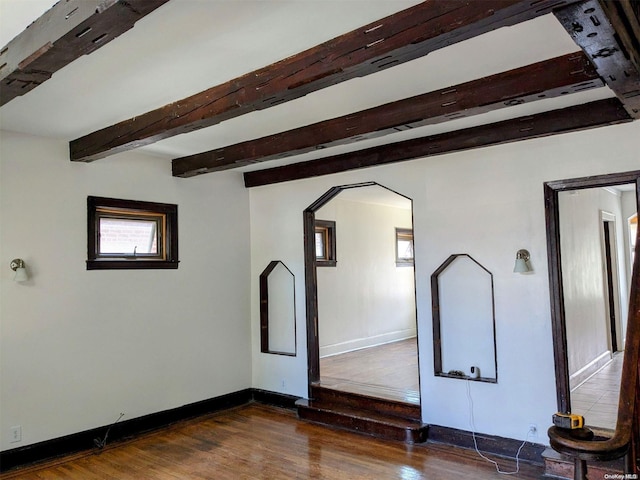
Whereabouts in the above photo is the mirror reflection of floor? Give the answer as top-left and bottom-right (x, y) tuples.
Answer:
(319, 338), (419, 404)
(570, 353), (623, 429)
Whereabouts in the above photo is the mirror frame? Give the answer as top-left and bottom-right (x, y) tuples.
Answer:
(544, 170), (640, 413)
(260, 260), (297, 356)
(431, 253), (498, 383)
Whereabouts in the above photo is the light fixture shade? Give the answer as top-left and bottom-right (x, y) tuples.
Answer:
(14, 267), (28, 282)
(10, 259), (28, 282)
(513, 249), (531, 273)
(513, 258), (529, 273)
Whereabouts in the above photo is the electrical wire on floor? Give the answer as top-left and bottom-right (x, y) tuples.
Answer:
(94, 413), (125, 450)
(466, 380), (533, 475)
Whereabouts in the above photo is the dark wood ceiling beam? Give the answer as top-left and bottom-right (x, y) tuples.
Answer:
(243, 98), (631, 188)
(555, 0), (640, 118)
(69, 0), (584, 163)
(173, 52), (601, 177)
(0, 0), (169, 107)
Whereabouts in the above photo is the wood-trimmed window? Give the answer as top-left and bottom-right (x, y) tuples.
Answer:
(315, 220), (336, 267)
(396, 228), (414, 266)
(87, 196), (178, 270)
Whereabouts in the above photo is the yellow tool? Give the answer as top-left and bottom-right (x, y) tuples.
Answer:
(552, 413), (584, 429)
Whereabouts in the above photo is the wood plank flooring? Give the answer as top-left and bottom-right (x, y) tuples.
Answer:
(320, 338), (420, 404)
(1, 403), (544, 479)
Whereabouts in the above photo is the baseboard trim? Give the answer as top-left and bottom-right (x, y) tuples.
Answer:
(320, 332), (416, 358)
(252, 388), (301, 410)
(427, 425), (545, 465)
(0, 388), (301, 473)
(569, 350), (612, 391)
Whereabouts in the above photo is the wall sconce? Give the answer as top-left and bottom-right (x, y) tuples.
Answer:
(10, 259), (28, 282)
(513, 249), (531, 273)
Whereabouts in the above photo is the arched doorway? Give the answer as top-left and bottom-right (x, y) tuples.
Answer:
(303, 182), (420, 405)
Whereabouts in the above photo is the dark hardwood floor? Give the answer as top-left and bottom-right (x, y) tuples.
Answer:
(1, 403), (544, 479)
(320, 337), (420, 404)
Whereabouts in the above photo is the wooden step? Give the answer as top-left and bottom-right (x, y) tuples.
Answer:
(296, 394), (427, 444)
(542, 447), (626, 479)
(310, 385), (421, 421)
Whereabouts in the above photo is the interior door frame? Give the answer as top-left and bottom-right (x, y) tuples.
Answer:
(544, 170), (640, 413)
(601, 211), (622, 352)
(303, 181), (419, 402)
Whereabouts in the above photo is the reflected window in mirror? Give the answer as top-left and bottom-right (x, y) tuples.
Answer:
(396, 228), (414, 266)
(315, 220), (336, 267)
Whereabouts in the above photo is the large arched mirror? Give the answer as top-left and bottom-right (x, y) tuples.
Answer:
(304, 182), (420, 405)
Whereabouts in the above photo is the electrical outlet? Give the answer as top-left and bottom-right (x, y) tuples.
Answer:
(10, 425), (21, 443)
(528, 423), (537, 438)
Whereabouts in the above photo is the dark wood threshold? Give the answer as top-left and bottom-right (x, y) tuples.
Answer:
(310, 384), (420, 421)
(296, 385), (427, 444)
(296, 398), (428, 444)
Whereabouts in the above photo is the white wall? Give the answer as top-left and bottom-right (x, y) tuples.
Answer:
(249, 120), (640, 444)
(316, 196), (416, 357)
(559, 188), (629, 381)
(0, 131), (252, 451)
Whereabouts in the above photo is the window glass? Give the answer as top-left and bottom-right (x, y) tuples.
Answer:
(396, 228), (414, 266)
(315, 231), (326, 259)
(98, 217), (159, 255)
(315, 220), (336, 267)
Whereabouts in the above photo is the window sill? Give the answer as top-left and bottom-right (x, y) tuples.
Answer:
(316, 260), (337, 267)
(396, 262), (414, 267)
(86, 259), (179, 270)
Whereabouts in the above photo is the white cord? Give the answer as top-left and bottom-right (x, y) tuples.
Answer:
(466, 380), (532, 475)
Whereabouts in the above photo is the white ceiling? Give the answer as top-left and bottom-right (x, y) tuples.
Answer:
(0, 0), (615, 174)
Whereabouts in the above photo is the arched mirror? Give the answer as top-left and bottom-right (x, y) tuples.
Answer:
(260, 261), (296, 356)
(431, 254), (497, 383)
